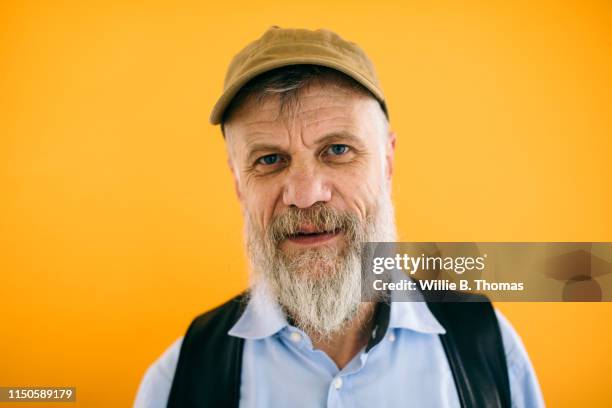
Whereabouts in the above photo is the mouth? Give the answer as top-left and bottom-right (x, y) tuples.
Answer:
(285, 226), (341, 246)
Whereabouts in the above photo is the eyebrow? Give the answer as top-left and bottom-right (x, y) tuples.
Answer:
(314, 131), (364, 147)
(244, 131), (364, 164)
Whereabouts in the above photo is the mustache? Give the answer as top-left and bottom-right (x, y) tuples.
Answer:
(266, 203), (361, 244)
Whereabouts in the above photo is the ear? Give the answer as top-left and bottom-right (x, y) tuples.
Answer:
(385, 131), (397, 182)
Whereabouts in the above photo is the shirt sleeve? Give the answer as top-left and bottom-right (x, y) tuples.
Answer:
(133, 337), (184, 408)
(495, 309), (546, 408)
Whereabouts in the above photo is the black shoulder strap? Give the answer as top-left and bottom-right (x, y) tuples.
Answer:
(167, 293), (247, 408)
(426, 292), (512, 408)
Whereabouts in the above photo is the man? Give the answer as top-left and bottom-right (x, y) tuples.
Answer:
(134, 26), (544, 407)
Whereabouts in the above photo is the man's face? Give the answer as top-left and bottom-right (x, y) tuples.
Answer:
(225, 83), (395, 253)
(223, 82), (396, 337)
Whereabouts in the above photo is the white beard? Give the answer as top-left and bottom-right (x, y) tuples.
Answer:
(245, 184), (397, 340)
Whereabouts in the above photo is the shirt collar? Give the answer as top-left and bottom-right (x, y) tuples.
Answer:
(228, 288), (288, 339)
(388, 301), (446, 334)
(228, 288), (446, 340)
(386, 277), (446, 335)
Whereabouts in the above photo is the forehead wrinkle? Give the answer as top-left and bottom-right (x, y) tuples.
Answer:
(286, 103), (358, 142)
(240, 130), (291, 155)
(231, 97), (283, 127)
(295, 106), (355, 124)
(301, 114), (358, 131)
(243, 131), (282, 146)
(240, 114), (284, 129)
(295, 98), (367, 126)
(280, 86), (360, 120)
(299, 107), (364, 138)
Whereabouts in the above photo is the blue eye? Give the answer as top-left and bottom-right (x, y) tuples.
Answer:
(328, 144), (349, 155)
(257, 154), (280, 165)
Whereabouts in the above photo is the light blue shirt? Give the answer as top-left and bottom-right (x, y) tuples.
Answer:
(134, 294), (544, 407)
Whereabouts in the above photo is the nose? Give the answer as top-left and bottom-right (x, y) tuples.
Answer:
(282, 162), (332, 209)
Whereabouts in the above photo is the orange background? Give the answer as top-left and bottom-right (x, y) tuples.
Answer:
(1, 0), (611, 406)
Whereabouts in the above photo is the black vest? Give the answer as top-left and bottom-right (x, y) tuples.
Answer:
(167, 292), (511, 408)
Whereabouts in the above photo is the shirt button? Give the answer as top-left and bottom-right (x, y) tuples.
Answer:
(289, 331), (302, 343)
(388, 333), (396, 342)
(334, 377), (343, 390)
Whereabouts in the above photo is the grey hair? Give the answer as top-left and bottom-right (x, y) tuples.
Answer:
(220, 65), (388, 136)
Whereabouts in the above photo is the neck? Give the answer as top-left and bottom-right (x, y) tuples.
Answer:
(305, 302), (376, 370)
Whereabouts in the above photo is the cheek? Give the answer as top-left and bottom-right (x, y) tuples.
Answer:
(242, 180), (283, 230)
(331, 160), (384, 217)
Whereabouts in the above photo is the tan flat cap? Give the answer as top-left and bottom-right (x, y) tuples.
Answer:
(209, 26), (387, 125)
